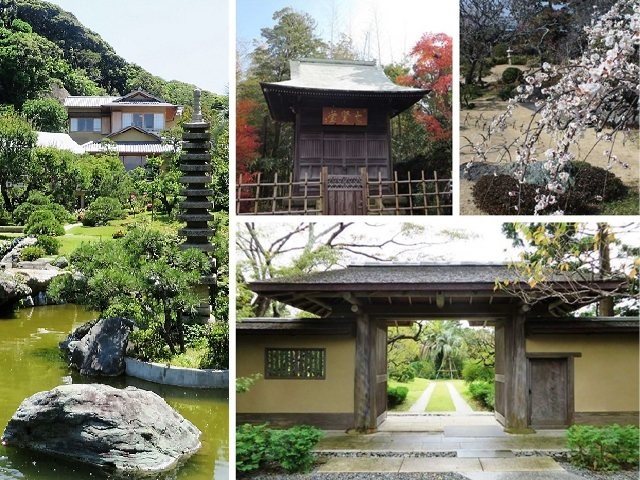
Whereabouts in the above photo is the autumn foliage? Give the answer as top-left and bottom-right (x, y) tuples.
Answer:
(400, 33), (452, 142)
(236, 98), (261, 177)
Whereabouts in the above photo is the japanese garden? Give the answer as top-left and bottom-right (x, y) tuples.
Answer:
(0, 1), (229, 478)
(460, 0), (639, 215)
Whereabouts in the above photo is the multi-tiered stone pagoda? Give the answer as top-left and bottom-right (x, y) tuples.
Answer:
(178, 89), (216, 321)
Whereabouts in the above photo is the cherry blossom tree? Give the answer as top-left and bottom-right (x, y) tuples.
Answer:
(468, 0), (638, 214)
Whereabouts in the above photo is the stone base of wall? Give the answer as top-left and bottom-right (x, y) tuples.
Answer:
(237, 412), (354, 430)
(574, 411), (639, 426)
(124, 357), (228, 389)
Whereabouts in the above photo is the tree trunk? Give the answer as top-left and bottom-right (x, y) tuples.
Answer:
(597, 223), (614, 316)
(465, 60), (478, 85)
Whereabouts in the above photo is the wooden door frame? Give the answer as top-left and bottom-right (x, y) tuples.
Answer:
(526, 353), (581, 428)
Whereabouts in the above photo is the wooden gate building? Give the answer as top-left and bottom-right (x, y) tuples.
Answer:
(237, 264), (639, 432)
(261, 59), (428, 184)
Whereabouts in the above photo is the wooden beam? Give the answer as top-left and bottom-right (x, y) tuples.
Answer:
(357, 304), (513, 319)
(354, 313), (372, 431)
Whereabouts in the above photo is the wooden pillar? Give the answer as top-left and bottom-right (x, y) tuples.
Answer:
(354, 312), (377, 431)
(504, 310), (532, 433)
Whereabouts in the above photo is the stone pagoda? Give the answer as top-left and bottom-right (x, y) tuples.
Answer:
(178, 89), (216, 321)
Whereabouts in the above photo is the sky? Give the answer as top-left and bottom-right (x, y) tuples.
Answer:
(47, 0), (229, 94)
(237, 0), (457, 68)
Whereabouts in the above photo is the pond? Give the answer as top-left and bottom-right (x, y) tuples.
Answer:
(0, 304), (229, 480)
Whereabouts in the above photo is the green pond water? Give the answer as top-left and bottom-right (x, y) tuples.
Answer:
(0, 304), (229, 480)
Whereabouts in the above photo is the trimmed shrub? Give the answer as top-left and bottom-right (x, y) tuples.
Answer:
(36, 235), (60, 255)
(498, 85), (517, 100)
(468, 380), (495, 410)
(20, 245), (46, 261)
(510, 55), (528, 65)
(25, 210), (65, 236)
(462, 360), (494, 383)
(387, 386), (409, 407)
(473, 162), (629, 215)
(502, 67), (522, 84)
(82, 196), (124, 226)
(389, 363), (415, 383)
(567, 424), (639, 471)
(236, 424), (323, 474)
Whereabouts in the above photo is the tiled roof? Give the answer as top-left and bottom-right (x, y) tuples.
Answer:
(263, 58), (425, 93)
(36, 132), (85, 154)
(63, 96), (119, 108)
(82, 142), (173, 154)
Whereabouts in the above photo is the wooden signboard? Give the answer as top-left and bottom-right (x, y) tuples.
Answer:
(322, 107), (367, 126)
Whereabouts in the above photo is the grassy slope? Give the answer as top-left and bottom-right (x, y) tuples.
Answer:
(425, 380), (455, 412)
(388, 377), (430, 412)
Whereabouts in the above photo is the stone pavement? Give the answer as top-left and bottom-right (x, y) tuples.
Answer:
(409, 382), (436, 412)
(316, 418), (572, 476)
(447, 382), (474, 413)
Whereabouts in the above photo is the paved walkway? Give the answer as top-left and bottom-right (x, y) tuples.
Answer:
(447, 382), (474, 413)
(409, 382), (436, 412)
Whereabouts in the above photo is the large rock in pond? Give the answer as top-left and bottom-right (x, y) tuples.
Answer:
(0, 272), (31, 308)
(2, 384), (201, 476)
(61, 317), (133, 376)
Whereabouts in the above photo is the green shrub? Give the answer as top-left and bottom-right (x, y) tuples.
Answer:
(498, 85), (517, 100)
(493, 56), (508, 65)
(82, 196), (124, 226)
(13, 193), (72, 225)
(36, 235), (60, 255)
(236, 424), (323, 474)
(462, 360), (494, 383)
(25, 210), (65, 236)
(268, 426), (323, 473)
(387, 386), (409, 407)
(510, 55), (528, 65)
(389, 363), (415, 383)
(468, 380), (495, 410)
(236, 424), (271, 473)
(502, 67), (522, 84)
(199, 321), (229, 369)
(567, 424), (639, 471)
(20, 245), (46, 261)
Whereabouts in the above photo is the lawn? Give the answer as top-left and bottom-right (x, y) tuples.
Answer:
(59, 212), (182, 256)
(388, 377), (430, 412)
(425, 380), (455, 412)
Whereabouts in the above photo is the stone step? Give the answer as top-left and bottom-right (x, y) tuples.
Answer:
(180, 201), (214, 209)
(182, 141), (210, 150)
(180, 189), (214, 196)
(178, 228), (215, 237)
(179, 164), (211, 172)
(181, 132), (210, 140)
(179, 176), (211, 184)
(180, 153), (211, 161)
(178, 214), (214, 222)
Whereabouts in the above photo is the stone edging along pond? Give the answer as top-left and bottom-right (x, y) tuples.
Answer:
(124, 357), (229, 389)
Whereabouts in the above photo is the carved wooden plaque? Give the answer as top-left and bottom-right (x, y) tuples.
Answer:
(322, 107), (368, 126)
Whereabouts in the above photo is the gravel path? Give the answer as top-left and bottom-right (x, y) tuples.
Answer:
(558, 462), (639, 480)
(409, 383), (436, 412)
(446, 382), (473, 413)
(245, 473), (468, 480)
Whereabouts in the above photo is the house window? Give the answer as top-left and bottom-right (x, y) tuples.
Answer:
(122, 113), (165, 132)
(265, 348), (326, 380)
(70, 118), (101, 132)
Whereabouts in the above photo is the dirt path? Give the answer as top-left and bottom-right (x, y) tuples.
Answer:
(460, 98), (639, 215)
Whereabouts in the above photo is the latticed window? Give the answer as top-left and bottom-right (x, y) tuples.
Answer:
(265, 348), (326, 379)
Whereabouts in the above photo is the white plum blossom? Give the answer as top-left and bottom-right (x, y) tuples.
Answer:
(469, 0), (639, 214)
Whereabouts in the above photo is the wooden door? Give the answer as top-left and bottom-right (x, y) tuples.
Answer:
(323, 173), (367, 215)
(374, 323), (388, 425)
(528, 358), (569, 427)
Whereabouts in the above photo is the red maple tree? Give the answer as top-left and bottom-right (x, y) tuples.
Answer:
(236, 98), (261, 179)
(399, 32), (452, 142)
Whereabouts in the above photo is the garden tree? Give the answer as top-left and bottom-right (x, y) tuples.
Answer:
(469, 0), (638, 214)
(21, 97), (67, 132)
(75, 154), (132, 205)
(399, 33), (452, 143)
(501, 222), (639, 314)
(240, 7), (326, 161)
(421, 321), (465, 377)
(460, 0), (511, 84)
(328, 33), (360, 60)
(48, 228), (213, 356)
(236, 98), (261, 178)
(462, 327), (495, 367)
(0, 112), (36, 212)
(131, 155), (181, 217)
(0, 0), (17, 27)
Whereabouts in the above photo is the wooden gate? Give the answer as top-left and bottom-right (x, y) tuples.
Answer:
(374, 323), (388, 426)
(322, 168), (367, 215)
(528, 357), (570, 427)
